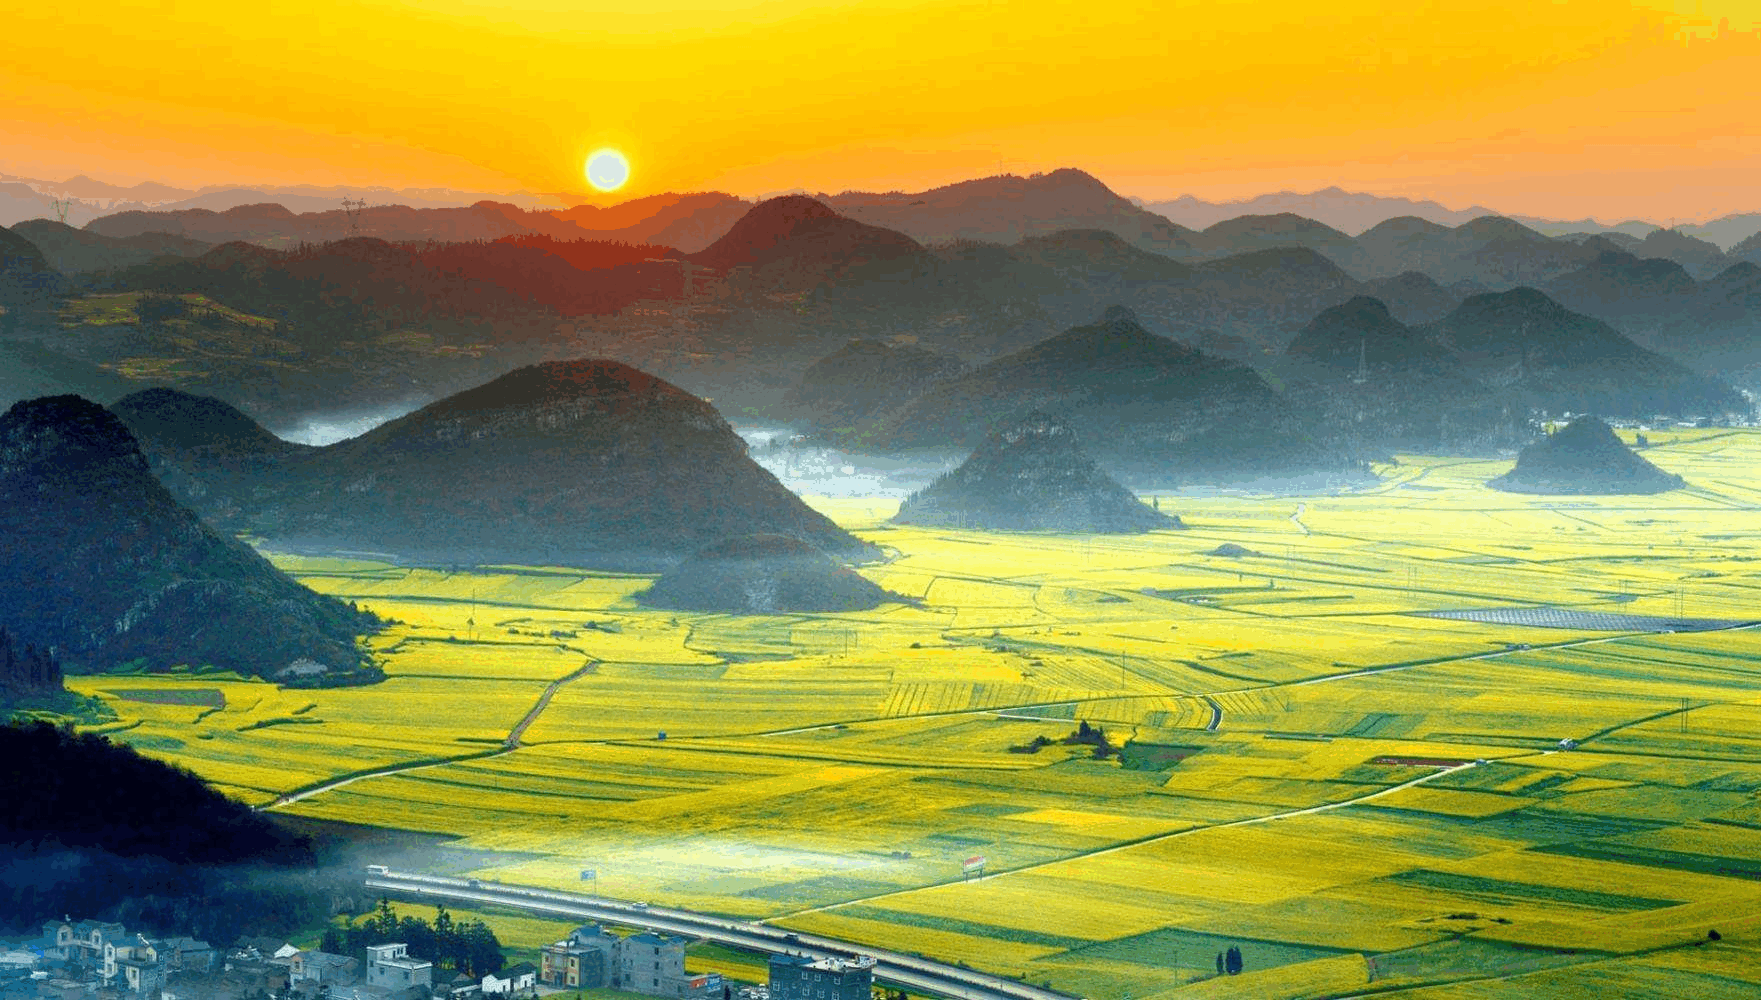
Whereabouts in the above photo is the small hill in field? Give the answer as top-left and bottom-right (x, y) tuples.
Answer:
(892, 412), (1181, 533)
(255, 360), (875, 570)
(1488, 417), (1685, 495)
(639, 534), (893, 613)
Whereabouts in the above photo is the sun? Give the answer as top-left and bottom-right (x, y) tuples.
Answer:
(585, 149), (630, 192)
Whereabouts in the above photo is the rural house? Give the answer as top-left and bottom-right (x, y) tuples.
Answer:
(767, 954), (875, 1000)
(365, 944), (432, 991)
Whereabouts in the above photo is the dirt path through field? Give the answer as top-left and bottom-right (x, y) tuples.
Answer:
(262, 659), (597, 810)
(505, 659), (598, 748)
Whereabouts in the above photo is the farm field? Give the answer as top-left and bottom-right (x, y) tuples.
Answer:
(68, 427), (1761, 999)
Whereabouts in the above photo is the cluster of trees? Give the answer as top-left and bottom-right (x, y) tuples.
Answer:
(1065, 720), (1119, 759)
(0, 720), (329, 943)
(0, 626), (63, 696)
(1, 720), (310, 865)
(321, 900), (505, 978)
(1214, 946), (1244, 976)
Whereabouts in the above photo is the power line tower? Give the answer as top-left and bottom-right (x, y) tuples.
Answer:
(1350, 337), (1369, 385)
(48, 196), (72, 224)
(341, 197), (368, 235)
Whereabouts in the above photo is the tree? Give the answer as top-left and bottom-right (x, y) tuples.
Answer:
(374, 898), (399, 939)
(1225, 946), (1243, 975)
(1214, 952), (1224, 975)
(319, 927), (345, 955)
(460, 920), (505, 978)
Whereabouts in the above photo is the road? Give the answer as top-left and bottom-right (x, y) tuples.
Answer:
(365, 871), (1082, 1000)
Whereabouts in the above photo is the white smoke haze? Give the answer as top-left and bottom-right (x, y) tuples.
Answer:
(276, 401), (427, 446)
(735, 425), (960, 499)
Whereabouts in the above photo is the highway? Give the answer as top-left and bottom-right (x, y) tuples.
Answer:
(364, 871), (1081, 1000)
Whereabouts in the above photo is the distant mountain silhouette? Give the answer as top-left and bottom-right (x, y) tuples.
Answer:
(87, 200), (597, 246)
(1679, 213), (1761, 251)
(0, 395), (377, 676)
(553, 192), (752, 253)
(1197, 213), (1363, 269)
(1731, 231), (1761, 268)
(12, 219), (211, 273)
(1489, 417), (1684, 494)
(687, 195), (928, 293)
(1280, 297), (1506, 453)
(1543, 250), (1697, 321)
(1636, 228), (1730, 279)
(46, 175), (195, 203)
(1143, 188), (1498, 234)
(1362, 271), (1459, 324)
(145, 361), (874, 570)
(1425, 288), (1747, 418)
(873, 306), (1334, 482)
(785, 339), (965, 433)
(639, 534), (892, 612)
(893, 411), (1182, 532)
(825, 169), (1208, 257)
(1354, 215), (1597, 286)
(1287, 296), (1451, 371)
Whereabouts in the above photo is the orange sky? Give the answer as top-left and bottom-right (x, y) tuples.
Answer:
(3, 1), (1758, 221)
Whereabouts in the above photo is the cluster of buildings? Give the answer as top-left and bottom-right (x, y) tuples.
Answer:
(538, 926), (721, 998)
(5, 919), (880, 1000)
(0, 920), (218, 1000)
(0, 923), (535, 1000)
(537, 925), (877, 1000)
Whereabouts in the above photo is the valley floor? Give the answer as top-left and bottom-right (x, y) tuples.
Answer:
(72, 426), (1761, 1000)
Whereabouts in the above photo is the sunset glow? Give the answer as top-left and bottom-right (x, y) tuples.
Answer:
(3, 1), (1759, 218)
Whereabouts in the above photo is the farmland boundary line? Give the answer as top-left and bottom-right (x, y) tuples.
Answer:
(773, 760), (1482, 921)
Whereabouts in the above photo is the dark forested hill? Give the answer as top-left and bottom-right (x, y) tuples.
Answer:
(893, 411), (1182, 532)
(139, 361), (876, 570)
(872, 306), (1337, 482)
(0, 395), (377, 676)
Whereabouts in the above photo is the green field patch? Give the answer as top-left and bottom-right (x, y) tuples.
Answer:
(1382, 869), (1683, 912)
(920, 831), (997, 846)
(103, 688), (226, 707)
(1118, 741), (1205, 771)
(1055, 925), (1352, 973)
(236, 716), (326, 732)
(1347, 713), (1421, 737)
(1529, 840), (1761, 881)
(1368, 936), (1600, 983)
(839, 905), (1089, 950)
(947, 802), (1035, 817)
(734, 876), (903, 904)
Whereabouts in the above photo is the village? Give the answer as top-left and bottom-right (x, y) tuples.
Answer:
(0, 918), (877, 1000)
